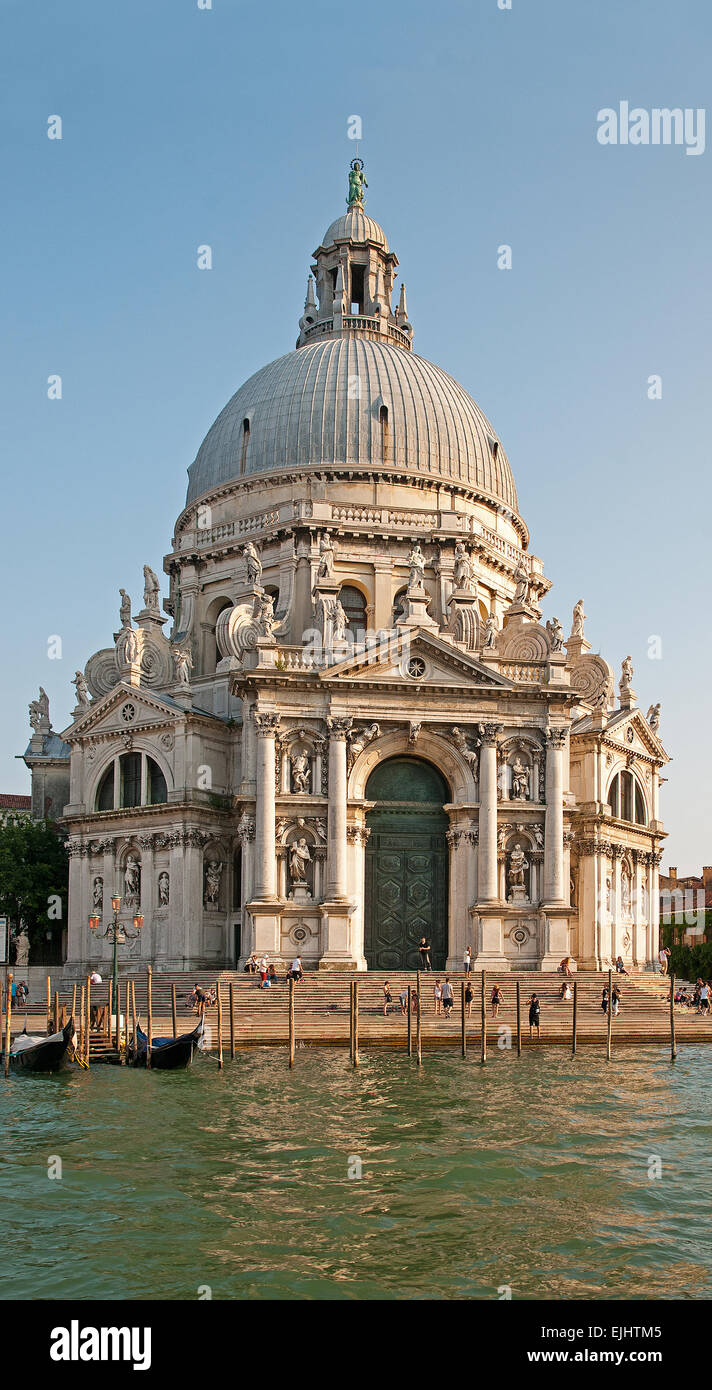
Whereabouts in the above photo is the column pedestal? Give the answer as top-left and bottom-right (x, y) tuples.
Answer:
(318, 901), (358, 970)
(538, 905), (573, 970)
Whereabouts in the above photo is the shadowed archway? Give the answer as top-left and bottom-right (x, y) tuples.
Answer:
(364, 756), (449, 971)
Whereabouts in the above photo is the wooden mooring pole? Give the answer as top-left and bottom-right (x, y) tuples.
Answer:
(480, 970), (487, 1065)
(516, 979), (521, 1057)
(407, 985), (413, 1055)
(4, 973), (12, 1077)
(353, 980), (360, 1067)
(416, 972), (422, 1066)
(121, 981), (128, 1061)
(130, 979), (137, 1053)
(53, 990), (59, 1034)
(461, 981), (467, 1059)
(349, 980), (354, 1061)
(216, 982), (224, 1070)
(571, 980), (578, 1058)
(79, 985), (85, 1061)
(606, 967), (613, 1061)
(171, 983), (178, 1040)
(229, 982), (235, 1059)
(670, 972), (677, 1062)
(146, 966), (153, 1070)
(71, 984), (77, 1024)
(46, 975), (51, 1031)
(288, 976), (295, 1069)
(85, 975), (91, 1065)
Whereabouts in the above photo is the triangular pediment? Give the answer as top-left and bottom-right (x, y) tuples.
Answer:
(321, 628), (517, 689)
(59, 684), (186, 743)
(605, 707), (668, 762)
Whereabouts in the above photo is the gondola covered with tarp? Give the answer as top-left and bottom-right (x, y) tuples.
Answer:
(6, 1016), (75, 1073)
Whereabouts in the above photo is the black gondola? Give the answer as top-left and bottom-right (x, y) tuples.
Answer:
(128, 1019), (204, 1070)
(6, 1016), (75, 1073)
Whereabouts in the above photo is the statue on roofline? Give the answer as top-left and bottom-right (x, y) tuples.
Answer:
(347, 159), (367, 207)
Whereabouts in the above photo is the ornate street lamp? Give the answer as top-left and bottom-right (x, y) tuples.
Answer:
(87, 895), (144, 1050)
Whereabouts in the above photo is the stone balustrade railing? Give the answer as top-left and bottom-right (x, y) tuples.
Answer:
(497, 662), (544, 683)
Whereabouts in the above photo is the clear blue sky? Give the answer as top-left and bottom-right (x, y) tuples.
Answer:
(1, 0), (710, 869)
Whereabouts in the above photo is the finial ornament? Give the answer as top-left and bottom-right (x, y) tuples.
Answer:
(347, 158), (367, 207)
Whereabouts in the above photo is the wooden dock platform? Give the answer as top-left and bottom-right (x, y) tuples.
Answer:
(7, 969), (711, 1053)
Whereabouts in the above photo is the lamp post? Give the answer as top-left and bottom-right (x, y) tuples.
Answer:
(88, 897), (144, 1050)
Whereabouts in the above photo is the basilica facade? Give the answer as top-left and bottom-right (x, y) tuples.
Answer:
(24, 166), (669, 975)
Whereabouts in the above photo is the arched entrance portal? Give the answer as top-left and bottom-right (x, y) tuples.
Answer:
(365, 757), (449, 971)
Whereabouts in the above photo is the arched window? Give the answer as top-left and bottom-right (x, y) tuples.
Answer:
(380, 404), (389, 463)
(607, 771), (646, 826)
(148, 759), (167, 805)
(95, 753), (168, 811)
(96, 765), (114, 812)
(240, 418), (250, 476)
(392, 586), (408, 625)
(350, 263), (365, 314)
(121, 753), (142, 808)
(339, 585), (367, 640)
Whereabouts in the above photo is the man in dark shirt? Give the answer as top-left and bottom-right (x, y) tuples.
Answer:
(418, 937), (432, 971)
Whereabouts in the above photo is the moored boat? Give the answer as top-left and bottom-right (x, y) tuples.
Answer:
(7, 1016), (76, 1073)
(128, 1019), (204, 1070)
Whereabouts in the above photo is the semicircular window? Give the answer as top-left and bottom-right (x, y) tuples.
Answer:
(95, 753), (168, 810)
(339, 585), (367, 640)
(607, 770), (646, 826)
(365, 755), (450, 803)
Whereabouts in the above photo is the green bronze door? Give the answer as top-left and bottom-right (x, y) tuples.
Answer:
(365, 757), (449, 971)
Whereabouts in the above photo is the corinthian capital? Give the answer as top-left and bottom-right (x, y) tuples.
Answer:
(547, 727), (569, 749)
(326, 715), (353, 741)
(253, 711), (281, 738)
(479, 722), (502, 747)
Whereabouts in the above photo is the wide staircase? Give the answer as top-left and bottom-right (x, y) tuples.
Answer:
(18, 967), (712, 1051)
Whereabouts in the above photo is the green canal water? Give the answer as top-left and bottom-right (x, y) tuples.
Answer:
(1, 1046), (710, 1301)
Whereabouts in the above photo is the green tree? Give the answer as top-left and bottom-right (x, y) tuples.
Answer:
(0, 815), (68, 961)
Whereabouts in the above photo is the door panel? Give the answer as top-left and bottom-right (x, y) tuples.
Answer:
(365, 819), (448, 971)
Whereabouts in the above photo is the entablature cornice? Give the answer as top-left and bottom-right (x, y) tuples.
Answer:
(61, 799), (235, 832)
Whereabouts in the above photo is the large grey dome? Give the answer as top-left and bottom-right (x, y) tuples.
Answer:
(186, 337), (519, 512)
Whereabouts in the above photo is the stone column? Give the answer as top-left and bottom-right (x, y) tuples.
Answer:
(477, 724), (500, 901)
(648, 851), (661, 968)
(325, 716), (351, 900)
(253, 713), (280, 900)
(319, 716), (358, 969)
(182, 830), (205, 966)
(241, 695), (257, 795)
(66, 839), (85, 969)
(531, 752), (541, 804)
(544, 728), (567, 902)
(611, 849), (623, 963)
(242, 821), (255, 905)
(373, 559), (393, 631)
(138, 834), (154, 962)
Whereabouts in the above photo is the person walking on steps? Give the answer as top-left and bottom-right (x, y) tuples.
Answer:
(526, 993), (541, 1039)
